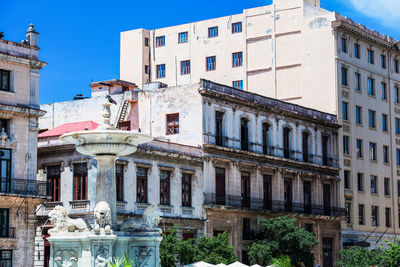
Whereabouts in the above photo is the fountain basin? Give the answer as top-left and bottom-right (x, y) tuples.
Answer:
(61, 130), (153, 157)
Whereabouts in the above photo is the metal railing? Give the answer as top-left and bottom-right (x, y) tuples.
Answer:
(0, 178), (48, 197)
(204, 193), (346, 218)
(204, 135), (339, 168)
(0, 227), (15, 238)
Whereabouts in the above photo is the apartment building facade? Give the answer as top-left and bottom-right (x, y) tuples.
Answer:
(137, 80), (344, 266)
(121, 0), (400, 248)
(0, 25), (48, 266)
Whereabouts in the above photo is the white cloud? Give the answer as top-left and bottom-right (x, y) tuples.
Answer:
(348, 0), (400, 27)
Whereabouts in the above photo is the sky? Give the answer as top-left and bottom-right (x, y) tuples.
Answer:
(1, 0), (399, 104)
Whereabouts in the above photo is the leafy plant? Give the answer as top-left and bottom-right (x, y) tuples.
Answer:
(336, 246), (382, 267)
(193, 231), (236, 265)
(107, 252), (134, 267)
(271, 255), (291, 267)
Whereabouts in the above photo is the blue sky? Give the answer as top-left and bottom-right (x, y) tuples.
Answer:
(1, 0), (399, 104)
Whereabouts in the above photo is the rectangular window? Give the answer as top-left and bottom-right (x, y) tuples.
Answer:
(160, 170), (171, 205)
(357, 173), (364, 191)
(208, 26), (218, 38)
(178, 32), (188, 43)
(382, 82), (387, 100)
(136, 167), (148, 203)
(343, 135), (350, 155)
(398, 181), (400, 197)
(0, 120), (7, 134)
(371, 206), (379, 226)
(341, 67), (348, 86)
(47, 165), (61, 202)
(367, 48), (374, 64)
(342, 102), (349, 121)
(355, 73), (361, 91)
(397, 149), (400, 166)
(369, 110), (376, 128)
(396, 87), (400, 104)
(386, 207), (391, 227)
(0, 148), (11, 193)
(396, 118), (400, 134)
(0, 250), (11, 266)
(395, 59), (399, 73)
(232, 52), (243, 67)
(369, 142), (377, 161)
(382, 114), (388, 132)
(232, 22), (242, 33)
(368, 77), (375, 96)
(144, 37), (149, 47)
(156, 64), (166, 79)
(73, 163), (87, 200)
(341, 38), (347, 53)
(182, 173), (192, 207)
(355, 106), (362, 124)
(156, 36), (165, 47)
(206, 56), (216, 71)
(359, 204), (365, 225)
(180, 60), (190, 75)
(370, 175), (378, 193)
(166, 113), (179, 135)
(263, 175), (272, 210)
(0, 70), (10, 92)
(356, 139), (363, 158)
(215, 167), (226, 205)
(344, 170), (351, 189)
(144, 65), (150, 75)
(384, 178), (390, 195)
(383, 145), (389, 164)
(116, 164), (124, 201)
(354, 43), (360, 59)
(381, 54), (386, 69)
(304, 181), (313, 215)
(241, 172), (251, 208)
(233, 80), (243, 90)
(0, 209), (9, 237)
(346, 202), (351, 223)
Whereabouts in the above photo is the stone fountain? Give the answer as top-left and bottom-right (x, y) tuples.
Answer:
(47, 99), (162, 267)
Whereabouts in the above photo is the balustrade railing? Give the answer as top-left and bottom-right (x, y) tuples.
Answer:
(204, 193), (346, 218)
(0, 177), (48, 197)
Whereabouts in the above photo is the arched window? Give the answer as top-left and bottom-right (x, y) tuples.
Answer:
(262, 122), (271, 155)
(283, 127), (291, 159)
(240, 118), (249, 151)
(302, 132), (310, 162)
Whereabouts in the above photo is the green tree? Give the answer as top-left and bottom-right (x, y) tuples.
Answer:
(336, 246), (382, 267)
(193, 231), (236, 265)
(248, 216), (317, 267)
(176, 238), (197, 265)
(379, 240), (400, 267)
(160, 227), (179, 267)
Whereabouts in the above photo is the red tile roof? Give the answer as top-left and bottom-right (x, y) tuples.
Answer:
(38, 120), (99, 138)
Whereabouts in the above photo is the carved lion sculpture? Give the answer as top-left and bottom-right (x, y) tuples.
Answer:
(120, 205), (161, 232)
(48, 206), (90, 234)
(94, 201), (112, 235)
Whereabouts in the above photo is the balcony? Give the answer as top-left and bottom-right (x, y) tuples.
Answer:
(204, 135), (339, 168)
(0, 227), (15, 238)
(0, 177), (48, 197)
(204, 193), (346, 218)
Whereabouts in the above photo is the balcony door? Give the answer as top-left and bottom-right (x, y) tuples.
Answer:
(0, 209), (9, 237)
(323, 184), (331, 216)
(322, 135), (329, 165)
(303, 181), (312, 214)
(0, 148), (11, 193)
(215, 167), (226, 205)
(47, 165), (60, 202)
(240, 118), (249, 151)
(215, 111), (224, 146)
(283, 128), (291, 158)
(284, 179), (292, 212)
(263, 175), (272, 210)
(241, 172), (251, 208)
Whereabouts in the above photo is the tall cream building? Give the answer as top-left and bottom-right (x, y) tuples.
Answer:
(120, 0), (400, 248)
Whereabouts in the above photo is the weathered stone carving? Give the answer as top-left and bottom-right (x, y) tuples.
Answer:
(94, 244), (110, 267)
(0, 128), (16, 148)
(94, 201), (112, 235)
(48, 206), (91, 234)
(131, 247), (153, 267)
(54, 248), (78, 267)
(121, 205), (161, 232)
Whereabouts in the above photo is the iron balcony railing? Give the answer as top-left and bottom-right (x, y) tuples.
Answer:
(204, 193), (346, 218)
(204, 135), (339, 168)
(0, 177), (48, 197)
(0, 227), (15, 238)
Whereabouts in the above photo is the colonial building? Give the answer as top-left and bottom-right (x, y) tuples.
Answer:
(0, 25), (48, 266)
(137, 79), (344, 266)
(121, 0), (400, 249)
(35, 82), (204, 267)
